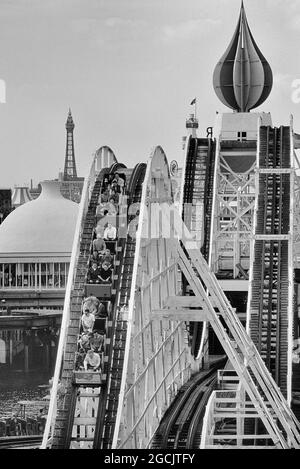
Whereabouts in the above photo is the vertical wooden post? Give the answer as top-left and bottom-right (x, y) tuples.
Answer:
(45, 343), (50, 371)
(24, 344), (29, 373)
(9, 331), (13, 366)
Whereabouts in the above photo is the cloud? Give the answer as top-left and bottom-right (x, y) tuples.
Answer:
(104, 16), (146, 29)
(70, 18), (98, 34)
(69, 15), (148, 49)
(265, 0), (300, 31)
(273, 72), (293, 85)
(290, 15), (300, 31)
(162, 18), (221, 43)
(266, 0), (300, 10)
(272, 72), (295, 100)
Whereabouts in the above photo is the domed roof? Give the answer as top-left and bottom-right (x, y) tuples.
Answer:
(0, 180), (79, 256)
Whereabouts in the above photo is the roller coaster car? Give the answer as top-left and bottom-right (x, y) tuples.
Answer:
(85, 283), (112, 298)
(94, 317), (107, 333)
(295, 269), (300, 284)
(73, 370), (106, 386)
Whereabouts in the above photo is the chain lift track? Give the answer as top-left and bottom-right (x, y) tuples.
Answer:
(247, 126), (293, 399)
(182, 137), (216, 358)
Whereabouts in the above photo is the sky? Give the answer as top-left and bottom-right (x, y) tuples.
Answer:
(1, 0), (300, 188)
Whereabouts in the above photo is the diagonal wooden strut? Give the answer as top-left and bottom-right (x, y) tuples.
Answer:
(161, 203), (300, 449)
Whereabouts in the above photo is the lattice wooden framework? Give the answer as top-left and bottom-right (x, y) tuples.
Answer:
(210, 143), (256, 278)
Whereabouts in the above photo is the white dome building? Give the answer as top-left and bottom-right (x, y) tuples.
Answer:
(0, 180), (79, 306)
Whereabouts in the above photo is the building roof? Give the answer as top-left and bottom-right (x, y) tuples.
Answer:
(0, 180), (79, 257)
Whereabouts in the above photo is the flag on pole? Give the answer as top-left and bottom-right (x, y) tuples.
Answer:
(190, 98), (196, 105)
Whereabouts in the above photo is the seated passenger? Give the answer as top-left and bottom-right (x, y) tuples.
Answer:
(90, 331), (104, 353)
(103, 176), (109, 189)
(119, 304), (129, 321)
(88, 262), (101, 284)
(78, 332), (91, 351)
(82, 296), (100, 316)
(84, 349), (101, 371)
(94, 301), (106, 317)
(81, 309), (95, 333)
(112, 173), (124, 193)
(109, 198), (118, 212)
(99, 261), (112, 283)
(107, 200), (118, 214)
(108, 174), (115, 184)
(99, 248), (114, 265)
(90, 250), (99, 264)
(293, 340), (300, 364)
(95, 220), (106, 238)
(96, 201), (117, 218)
(109, 191), (119, 205)
(103, 223), (117, 241)
(110, 181), (120, 195)
(100, 190), (110, 203)
(92, 234), (106, 254)
(75, 349), (86, 370)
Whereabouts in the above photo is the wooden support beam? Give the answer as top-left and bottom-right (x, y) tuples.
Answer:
(151, 309), (209, 321)
(73, 417), (97, 426)
(218, 280), (248, 292)
(258, 168), (292, 174)
(163, 296), (207, 308)
(254, 234), (290, 241)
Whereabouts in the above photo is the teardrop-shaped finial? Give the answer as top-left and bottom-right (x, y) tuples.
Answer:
(213, 2), (273, 112)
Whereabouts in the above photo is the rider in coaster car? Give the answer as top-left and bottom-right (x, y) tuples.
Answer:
(81, 309), (95, 333)
(82, 296), (100, 316)
(99, 261), (112, 283)
(84, 349), (101, 372)
(98, 248), (114, 265)
(88, 261), (101, 283)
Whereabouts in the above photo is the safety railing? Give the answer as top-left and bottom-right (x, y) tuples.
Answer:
(200, 388), (276, 449)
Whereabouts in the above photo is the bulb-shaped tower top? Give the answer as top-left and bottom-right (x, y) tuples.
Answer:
(66, 108), (75, 131)
(213, 1), (273, 112)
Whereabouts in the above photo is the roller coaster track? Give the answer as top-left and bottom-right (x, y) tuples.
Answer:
(94, 162), (147, 449)
(247, 126), (292, 397)
(0, 435), (43, 449)
(109, 162), (127, 174)
(151, 359), (224, 449)
(50, 162), (142, 449)
(50, 168), (109, 449)
(182, 137), (216, 358)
